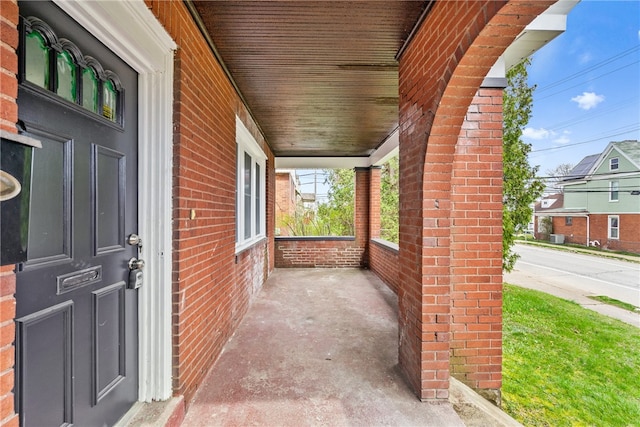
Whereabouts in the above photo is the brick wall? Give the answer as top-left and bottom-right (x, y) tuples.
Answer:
(275, 172), (296, 236)
(369, 240), (399, 293)
(552, 216), (588, 246)
(397, 0), (553, 401)
(449, 88), (504, 403)
(146, 1), (274, 405)
(0, 1), (19, 425)
(551, 214), (640, 253)
(275, 237), (363, 268)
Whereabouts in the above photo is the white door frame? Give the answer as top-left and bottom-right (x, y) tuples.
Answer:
(53, 0), (176, 402)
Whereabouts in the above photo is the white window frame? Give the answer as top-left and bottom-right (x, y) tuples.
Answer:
(608, 215), (619, 240)
(610, 157), (619, 170)
(609, 181), (619, 202)
(236, 116), (266, 252)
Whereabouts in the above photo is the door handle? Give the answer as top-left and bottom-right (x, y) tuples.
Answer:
(127, 233), (142, 247)
(128, 257), (145, 270)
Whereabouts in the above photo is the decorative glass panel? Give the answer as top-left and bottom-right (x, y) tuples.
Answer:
(82, 67), (99, 113)
(56, 50), (76, 102)
(25, 31), (49, 88)
(102, 79), (117, 122)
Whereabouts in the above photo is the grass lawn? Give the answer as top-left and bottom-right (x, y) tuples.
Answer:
(502, 284), (640, 426)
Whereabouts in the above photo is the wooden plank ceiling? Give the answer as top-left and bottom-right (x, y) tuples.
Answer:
(190, 1), (428, 158)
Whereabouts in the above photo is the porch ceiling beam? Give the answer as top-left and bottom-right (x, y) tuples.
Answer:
(275, 156), (371, 169)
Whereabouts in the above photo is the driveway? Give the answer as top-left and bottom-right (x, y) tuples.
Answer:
(505, 243), (640, 327)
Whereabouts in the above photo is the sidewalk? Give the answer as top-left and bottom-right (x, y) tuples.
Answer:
(517, 239), (640, 263)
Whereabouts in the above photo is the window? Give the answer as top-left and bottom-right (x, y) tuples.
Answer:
(236, 116), (266, 250)
(608, 216), (619, 239)
(609, 181), (619, 202)
(610, 157), (619, 170)
(565, 216), (572, 226)
(22, 17), (123, 125)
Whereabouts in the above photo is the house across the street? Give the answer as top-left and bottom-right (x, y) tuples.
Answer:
(535, 140), (640, 253)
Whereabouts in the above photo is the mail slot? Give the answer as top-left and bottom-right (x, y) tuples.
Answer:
(0, 131), (41, 265)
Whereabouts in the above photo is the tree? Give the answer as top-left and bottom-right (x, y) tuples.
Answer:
(379, 156), (399, 243)
(503, 58), (545, 272)
(545, 163), (574, 193)
(316, 168), (355, 236)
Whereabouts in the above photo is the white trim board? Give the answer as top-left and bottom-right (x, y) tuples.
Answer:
(54, 0), (176, 402)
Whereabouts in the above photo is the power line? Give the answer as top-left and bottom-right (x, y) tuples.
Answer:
(533, 98), (637, 131)
(535, 60), (639, 101)
(530, 128), (640, 153)
(535, 170), (640, 180)
(536, 45), (640, 94)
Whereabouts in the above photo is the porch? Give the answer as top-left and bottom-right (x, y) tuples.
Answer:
(123, 268), (519, 427)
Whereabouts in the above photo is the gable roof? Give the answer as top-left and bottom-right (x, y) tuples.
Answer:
(611, 140), (640, 167)
(563, 140), (640, 182)
(587, 140), (640, 175)
(534, 193), (564, 212)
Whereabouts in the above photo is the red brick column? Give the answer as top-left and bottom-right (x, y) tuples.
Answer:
(450, 87), (504, 404)
(369, 167), (381, 240)
(1, 1), (19, 425)
(397, 0), (552, 401)
(354, 167), (371, 267)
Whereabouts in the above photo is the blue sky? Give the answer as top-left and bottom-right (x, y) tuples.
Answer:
(525, 0), (640, 177)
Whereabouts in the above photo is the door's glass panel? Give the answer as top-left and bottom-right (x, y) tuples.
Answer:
(244, 153), (252, 239)
(82, 67), (99, 113)
(102, 79), (117, 122)
(25, 31), (49, 88)
(56, 50), (77, 102)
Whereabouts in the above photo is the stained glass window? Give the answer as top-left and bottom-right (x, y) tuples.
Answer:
(22, 17), (123, 126)
(82, 67), (99, 114)
(56, 50), (76, 102)
(25, 30), (49, 89)
(102, 79), (117, 122)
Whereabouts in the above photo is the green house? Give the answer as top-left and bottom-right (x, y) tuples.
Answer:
(550, 141), (640, 253)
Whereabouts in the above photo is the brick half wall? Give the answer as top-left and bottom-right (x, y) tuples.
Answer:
(369, 239), (399, 293)
(275, 237), (364, 268)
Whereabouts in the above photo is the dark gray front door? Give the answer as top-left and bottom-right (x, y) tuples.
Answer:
(15, 2), (139, 426)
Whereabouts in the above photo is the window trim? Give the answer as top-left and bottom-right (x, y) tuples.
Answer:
(236, 116), (266, 253)
(565, 216), (572, 226)
(608, 215), (619, 240)
(610, 157), (619, 171)
(609, 181), (619, 202)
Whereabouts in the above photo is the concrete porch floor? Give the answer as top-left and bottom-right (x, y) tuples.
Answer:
(180, 268), (465, 426)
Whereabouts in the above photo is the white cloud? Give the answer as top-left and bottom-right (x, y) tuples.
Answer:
(553, 131), (571, 145)
(523, 127), (555, 140)
(578, 52), (593, 64)
(571, 92), (605, 110)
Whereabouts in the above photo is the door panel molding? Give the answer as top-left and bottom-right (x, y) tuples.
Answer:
(92, 282), (126, 405)
(91, 145), (126, 256)
(15, 301), (74, 427)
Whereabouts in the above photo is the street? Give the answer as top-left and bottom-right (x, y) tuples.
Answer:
(504, 243), (640, 327)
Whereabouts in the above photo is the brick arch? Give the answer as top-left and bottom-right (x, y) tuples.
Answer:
(398, 0), (555, 401)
